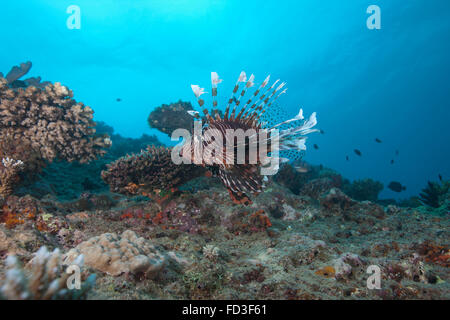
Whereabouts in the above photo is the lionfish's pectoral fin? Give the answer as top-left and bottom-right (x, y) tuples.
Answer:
(219, 165), (262, 205)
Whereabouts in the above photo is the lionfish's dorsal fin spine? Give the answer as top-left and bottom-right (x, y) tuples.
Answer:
(224, 71), (246, 120)
(241, 75), (272, 121)
(211, 72), (222, 119)
(230, 74), (254, 121)
(191, 84), (214, 123)
(203, 109), (214, 123)
(254, 87), (287, 124)
(248, 81), (286, 125)
(236, 74), (269, 121)
(244, 79), (279, 125)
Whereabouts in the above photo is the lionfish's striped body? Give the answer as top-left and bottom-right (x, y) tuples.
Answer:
(183, 71), (318, 205)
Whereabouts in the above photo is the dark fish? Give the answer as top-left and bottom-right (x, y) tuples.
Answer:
(116, 98), (122, 102)
(346, 155), (349, 161)
(313, 144), (319, 150)
(388, 181), (406, 192)
(395, 149), (399, 156)
(390, 159), (394, 164)
(375, 138), (382, 143)
(354, 149), (362, 156)
(319, 129), (325, 134)
(438, 174), (443, 182)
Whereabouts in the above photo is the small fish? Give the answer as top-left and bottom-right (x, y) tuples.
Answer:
(346, 155), (349, 161)
(388, 181), (406, 192)
(319, 129), (325, 134)
(294, 166), (308, 173)
(354, 149), (362, 156)
(116, 98), (122, 102)
(375, 138), (382, 143)
(390, 159), (394, 164)
(438, 174), (443, 182)
(395, 149), (399, 156)
(313, 144), (319, 150)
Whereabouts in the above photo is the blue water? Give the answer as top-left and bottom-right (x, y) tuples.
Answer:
(1, 0), (449, 200)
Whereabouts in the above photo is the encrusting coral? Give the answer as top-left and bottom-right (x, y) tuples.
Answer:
(0, 62), (111, 198)
(0, 246), (95, 300)
(63, 230), (177, 278)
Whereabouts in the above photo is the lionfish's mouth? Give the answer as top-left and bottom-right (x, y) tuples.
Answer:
(177, 71), (318, 205)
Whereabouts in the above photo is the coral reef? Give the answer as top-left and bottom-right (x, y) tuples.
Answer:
(101, 146), (205, 197)
(0, 180), (448, 300)
(148, 100), (196, 135)
(0, 246), (95, 300)
(17, 124), (162, 200)
(342, 178), (384, 202)
(63, 230), (172, 278)
(0, 157), (24, 198)
(0, 79), (110, 163)
(0, 61), (51, 89)
(147, 100), (224, 136)
(0, 63), (111, 197)
(419, 179), (449, 209)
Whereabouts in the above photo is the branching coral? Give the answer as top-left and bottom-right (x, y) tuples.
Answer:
(0, 62), (111, 197)
(101, 146), (205, 197)
(1, 61), (50, 89)
(419, 179), (449, 208)
(0, 157), (24, 198)
(0, 246), (95, 300)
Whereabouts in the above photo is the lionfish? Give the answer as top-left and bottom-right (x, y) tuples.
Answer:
(181, 71), (318, 205)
